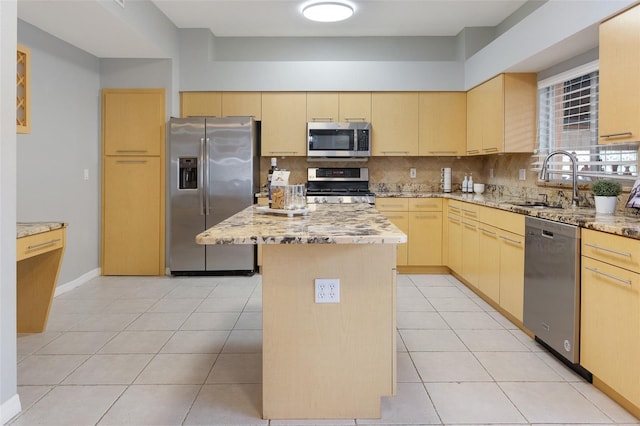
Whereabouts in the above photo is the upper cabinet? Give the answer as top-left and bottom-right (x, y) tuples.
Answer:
(371, 92), (419, 156)
(466, 73), (537, 155)
(17, 44), (31, 134)
(339, 92), (372, 122)
(599, 4), (640, 144)
(419, 92), (466, 156)
(180, 91), (222, 117)
(222, 92), (262, 120)
(262, 92), (307, 156)
(306, 92), (372, 122)
(103, 89), (165, 156)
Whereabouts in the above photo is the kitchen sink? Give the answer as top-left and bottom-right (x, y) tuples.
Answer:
(509, 201), (563, 209)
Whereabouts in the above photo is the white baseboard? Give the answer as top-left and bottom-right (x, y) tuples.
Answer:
(54, 267), (101, 297)
(1, 394), (21, 425)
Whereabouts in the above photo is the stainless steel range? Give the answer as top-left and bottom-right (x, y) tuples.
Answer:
(306, 167), (375, 204)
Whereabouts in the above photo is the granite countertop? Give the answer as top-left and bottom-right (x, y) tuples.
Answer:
(17, 222), (67, 239)
(196, 204), (407, 245)
(376, 191), (640, 239)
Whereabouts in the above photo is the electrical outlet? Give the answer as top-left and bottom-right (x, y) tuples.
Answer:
(315, 278), (340, 303)
(409, 168), (416, 179)
(518, 169), (526, 180)
(83, 169), (89, 181)
(489, 168), (494, 179)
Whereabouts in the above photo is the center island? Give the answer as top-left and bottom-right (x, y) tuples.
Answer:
(196, 203), (407, 420)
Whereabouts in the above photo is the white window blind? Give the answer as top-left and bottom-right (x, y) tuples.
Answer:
(533, 65), (638, 182)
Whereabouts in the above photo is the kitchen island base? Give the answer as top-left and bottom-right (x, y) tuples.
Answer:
(262, 244), (397, 419)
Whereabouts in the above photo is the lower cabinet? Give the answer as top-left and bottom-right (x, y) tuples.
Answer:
(103, 156), (163, 275)
(460, 204), (479, 288)
(581, 229), (640, 412)
(376, 198), (442, 267)
(497, 228), (525, 321)
(446, 201), (462, 273)
(477, 224), (500, 301)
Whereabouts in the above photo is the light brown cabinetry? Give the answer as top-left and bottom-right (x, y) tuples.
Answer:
(478, 206), (525, 321)
(371, 92), (419, 156)
(376, 199), (409, 266)
(102, 89), (165, 276)
(306, 92), (372, 123)
(262, 92), (307, 156)
(222, 92), (262, 119)
(466, 73), (536, 155)
(180, 91), (222, 117)
(376, 198), (442, 267)
(460, 204), (479, 288)
(445, 200), (463, 273)
(599, 4), (640, 144)
(17, 226), (66, 333)
(581, 229), (640, 415)
(419, 92), (466, 156)
(408, 199), (443, 266)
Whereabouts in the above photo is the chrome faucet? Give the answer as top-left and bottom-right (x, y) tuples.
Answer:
(539, 150), (580, 207)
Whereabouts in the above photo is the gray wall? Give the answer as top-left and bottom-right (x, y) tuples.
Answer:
(1, 0), (18, 419)
(17, 20), (101, 286)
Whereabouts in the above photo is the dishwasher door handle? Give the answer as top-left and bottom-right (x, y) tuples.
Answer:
(541, 229), (554, 239)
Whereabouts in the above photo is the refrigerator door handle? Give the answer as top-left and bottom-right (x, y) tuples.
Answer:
(199, 138), (206, 216)
(204, 137), (211, 215)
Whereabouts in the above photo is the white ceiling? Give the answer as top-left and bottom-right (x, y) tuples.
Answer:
(17, 0), (529, 58)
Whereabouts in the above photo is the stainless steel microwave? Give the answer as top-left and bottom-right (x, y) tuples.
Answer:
(307, 122), (371, 158)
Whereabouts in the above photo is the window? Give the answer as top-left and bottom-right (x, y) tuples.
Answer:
(535, 62), (638, 183)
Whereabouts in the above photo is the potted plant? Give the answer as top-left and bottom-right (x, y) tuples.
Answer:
(591, 180), (622, 214)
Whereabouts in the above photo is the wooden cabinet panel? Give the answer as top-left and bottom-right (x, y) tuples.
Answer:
(498, 228), (525, 321)
(103, 157), (162, 275)
(408, 211), (442, 266)
(103, 89), (165, 156)
(582, 228), (640, 271)
(408, 198), (442, 212)
(180, 91), (222, 118)
(477, 224), (500, 303)
(419, 92), (466, 156)
(446, 202), (462, 274)
(599, 4), (640, 144)
(581, 256), (640, 408)
(262, 92), (307, 156)
(307, 92), (339, 122)
(376, 198), (409, 211)
(222, 92), (262, 120)
(461, 216), (479, 288)
(371, 92), (419, 156)
(339, 92), (371, 122)
(381, 211), (409, 266)
(466, 74), (536, 155)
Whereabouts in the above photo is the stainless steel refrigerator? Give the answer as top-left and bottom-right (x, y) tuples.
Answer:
(169, 116), (259, 275)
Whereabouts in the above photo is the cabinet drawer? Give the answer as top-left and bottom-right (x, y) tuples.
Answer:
(478, 205), (525, 235)
(460, 203), (479, 219)
(17, 228), (65, 261)
(582, 229), (640, 272)
(409, 198), (442, 212)
(375, 198), (409, 211)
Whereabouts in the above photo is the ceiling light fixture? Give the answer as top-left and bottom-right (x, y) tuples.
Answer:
(302, 2), (354, 22)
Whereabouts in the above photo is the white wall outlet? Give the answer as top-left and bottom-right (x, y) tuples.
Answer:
(489, 168), (494, 179)
(518, 169), (526, 180)
(315, 278), (340, 303)
(83, 169), (89, 181)
(409, 168), (416, 179)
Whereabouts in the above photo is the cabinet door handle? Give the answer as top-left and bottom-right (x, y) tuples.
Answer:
(466, 149), (480, 154)
(310, 117), (333, 122)
(584, 243), (632, 258)
(599, 131), (632, 138)
(584, 266), (632, 286)
(479, 227), (496, 236)
(115, 150), (148, 153)
(428, 151), (457, 154)
(415, 215), (438, 219)
(268, 151), (299, 155)
(448, 206), (460, 213)
(27, 238), (61, 250)
(116, 160), (147, 164)
(344, 117), (367, 122)
(415, 203), (438, 209)
(385, 215), (405, 219)
(483, 147), (499, 153)
(379, 204), (403, 209)
(381, 151), (410, 154)
(448, 216), (460, 224)
(499, 235), (522, 245)
(462, 221), (476, 229)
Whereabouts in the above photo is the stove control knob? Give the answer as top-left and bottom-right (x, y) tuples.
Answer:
(337, 197), (343, 203)
(321, 197), (327, 204)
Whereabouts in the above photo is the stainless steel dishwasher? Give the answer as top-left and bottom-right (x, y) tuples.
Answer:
(523, 216), (591, 380)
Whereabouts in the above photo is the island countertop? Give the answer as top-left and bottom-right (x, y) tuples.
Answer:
(196, 203), (407, 245)
(17, 222), (67, 239)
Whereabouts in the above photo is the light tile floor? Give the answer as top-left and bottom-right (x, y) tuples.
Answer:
(10, 273), (640, 425)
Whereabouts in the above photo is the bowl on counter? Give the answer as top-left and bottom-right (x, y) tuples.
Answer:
(473, 183), (485, 194)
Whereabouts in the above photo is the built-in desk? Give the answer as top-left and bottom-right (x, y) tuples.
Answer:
(17, 222), (67, 333)
(197, 204), (406, 420)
